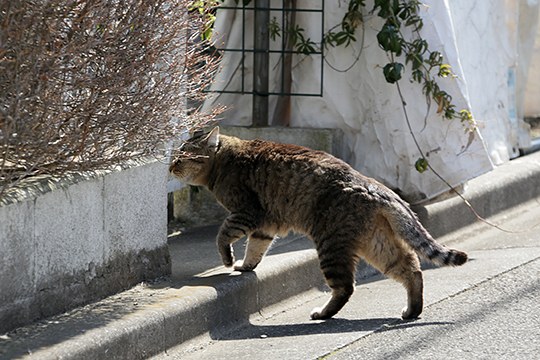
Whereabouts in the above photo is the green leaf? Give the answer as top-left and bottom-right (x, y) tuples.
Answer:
(269, 17), (281, 41)
(412, 69), (423, 83)
(333, 31), (356, 47)
(411, 39), (428, 55)
(377, 23), (402, 55)
(349, 0), (365, 12)
(323, 32), (337, 47)
(202, 26), (213, 40)
(428, 51), (443, 66)
(405, 15), (423, 32)
(422, 80), (436, 97)
(397, 4), (411, 20)
(374, 0), (399, 18)
(406, 52), (423, 70)
(444, 104), (456, 120)
(415, 158), (429, 173)
(459, 109), (473, 122)
(383, 62), (404, 83)
(297, 39), (317, 55)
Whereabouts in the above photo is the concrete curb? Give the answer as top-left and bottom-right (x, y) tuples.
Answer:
(414, 150), (540, 238)
(0, 239), (324, 360)
(2, 151), (540, 359)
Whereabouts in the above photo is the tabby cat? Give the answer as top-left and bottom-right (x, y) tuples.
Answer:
(169, 127), (467, 320)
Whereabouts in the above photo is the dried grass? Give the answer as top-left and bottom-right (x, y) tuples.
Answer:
(0, 0), (221, 197)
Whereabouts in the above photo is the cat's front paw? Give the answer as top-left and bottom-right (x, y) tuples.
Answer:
(233, 260), (256, 272)
(222, 255), (235, 267)
(219, 244), (235, 267)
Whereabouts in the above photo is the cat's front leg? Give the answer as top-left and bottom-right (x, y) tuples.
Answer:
(217, 213), (260, 267)
(234, 231), (274, 272)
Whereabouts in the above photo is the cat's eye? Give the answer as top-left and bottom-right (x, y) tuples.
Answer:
(179, 142), (202, 153)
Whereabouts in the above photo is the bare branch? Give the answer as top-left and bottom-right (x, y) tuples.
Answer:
(0, 0), (222, 197)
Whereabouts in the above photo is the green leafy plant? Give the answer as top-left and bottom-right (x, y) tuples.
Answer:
(303, 0), (477, 172)
(368, 0), (478, 173)
(201, 0), (478, 173)
(189, 0), (221, 40)
(287, 25), (318, 55)
(269, 16), (281, 41)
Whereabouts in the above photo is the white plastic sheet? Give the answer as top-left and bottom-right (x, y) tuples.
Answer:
(204, 0), (538, 202)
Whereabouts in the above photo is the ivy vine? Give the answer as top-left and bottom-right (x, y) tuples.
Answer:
(323, 0), (476, 173)
(190, 0), (477, 173)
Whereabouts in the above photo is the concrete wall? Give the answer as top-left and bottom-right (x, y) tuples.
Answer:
(524, 7), (540, 118)
(0, 161), (171, 333)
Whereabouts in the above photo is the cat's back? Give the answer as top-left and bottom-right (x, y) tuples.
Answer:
(219, 135), (350, 179)
(216, 135), (357, 200)
(211, 135), (397, 234)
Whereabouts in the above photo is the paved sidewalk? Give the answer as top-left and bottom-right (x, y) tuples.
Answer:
(1, 151), (540, 360)
(160, 199), (540, 359)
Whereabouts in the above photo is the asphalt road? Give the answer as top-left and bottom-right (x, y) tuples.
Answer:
(156, 199), (540, 360)
(327, 257), (540, 360)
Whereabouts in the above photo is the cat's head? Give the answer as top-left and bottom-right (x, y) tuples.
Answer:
(169, 126), (220, 186)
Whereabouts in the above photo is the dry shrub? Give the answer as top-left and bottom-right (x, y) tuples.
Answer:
(0, 0), (221, 197)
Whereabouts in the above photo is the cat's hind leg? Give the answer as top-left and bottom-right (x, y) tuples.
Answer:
(362, 214), (424, 320)
(310, 236), (358, 320)
(379, 250), (423, 320)
(397, 264), (423, 320)
(234, 231), (274, 271)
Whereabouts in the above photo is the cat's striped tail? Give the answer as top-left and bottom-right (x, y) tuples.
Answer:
(384, 196), (468, 266)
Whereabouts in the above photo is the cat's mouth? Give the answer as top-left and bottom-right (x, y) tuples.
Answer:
(168, 163), (179, 174)
(169, 167), (190, 182)
(169, 163), (200, 184)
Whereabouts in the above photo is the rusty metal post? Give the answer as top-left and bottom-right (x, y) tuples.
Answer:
(252, 0), (270, 126)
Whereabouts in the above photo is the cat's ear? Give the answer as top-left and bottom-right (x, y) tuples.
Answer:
(205, 126), (220, 148)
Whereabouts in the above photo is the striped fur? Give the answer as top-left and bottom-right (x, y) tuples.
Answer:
(169, 127), (468, 320)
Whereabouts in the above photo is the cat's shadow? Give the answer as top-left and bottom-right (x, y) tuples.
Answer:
(182, 272), (454, 342)
(212, 317), (453, 341)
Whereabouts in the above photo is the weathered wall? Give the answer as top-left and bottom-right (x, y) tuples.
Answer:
(524, 4), (540, 118)
(0, 161), (171, 333)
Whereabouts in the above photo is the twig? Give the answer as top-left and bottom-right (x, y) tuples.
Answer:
(393, 78), (526, 234)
